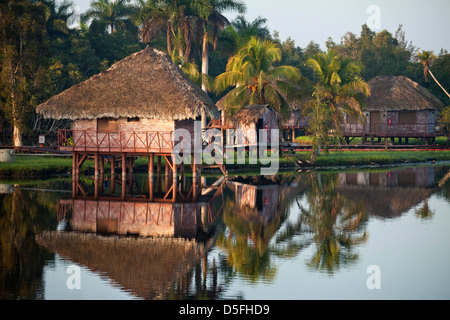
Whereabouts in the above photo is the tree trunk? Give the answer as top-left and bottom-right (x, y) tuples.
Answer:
(13, 123), (23, 147)
(166, 24), (173, 56)
(428, 69), (450, 98)
(201, 29), (209, 130)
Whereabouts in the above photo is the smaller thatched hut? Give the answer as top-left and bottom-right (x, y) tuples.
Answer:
(229, 105), (279, 148)
(344, 75), (444, 142)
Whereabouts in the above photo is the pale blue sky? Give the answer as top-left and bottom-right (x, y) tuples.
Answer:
(72, 0), (450, 53)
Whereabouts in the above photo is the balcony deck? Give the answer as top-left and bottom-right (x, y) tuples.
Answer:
(58, 129), (176, 154)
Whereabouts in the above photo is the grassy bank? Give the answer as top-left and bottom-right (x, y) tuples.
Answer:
(2, 150), (450, 179)
(292, 150), (450, 168)
(0, 156), (87, 179)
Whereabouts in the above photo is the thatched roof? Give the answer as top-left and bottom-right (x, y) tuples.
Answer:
(35, 231), (207, 299)
(365, 75), (444, 112)
(231, 105), (273, 125)
(36, 47), (219, 121)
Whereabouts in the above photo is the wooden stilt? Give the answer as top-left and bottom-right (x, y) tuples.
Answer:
(121, 176), (126, 200)
(111, 156), (115, 176)
(100, 155), (104, 174)
(149, 174), (154, 201)
(94, 153), (99, 176)
(148, 154), (154, 177)
(72, 152), (77, 176)
(172, 158), (177, 202)
(94, 174), (99, 199)
(122, 153), (126, 178)
(157, 155), (161, 174)
(111, 174), (115, 193)
(129, 157), (134, 174)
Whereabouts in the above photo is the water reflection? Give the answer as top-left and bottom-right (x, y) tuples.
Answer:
(1, 164), (450, 299)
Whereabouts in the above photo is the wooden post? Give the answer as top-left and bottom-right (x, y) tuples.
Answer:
(111, 156), (115, 176)
(172, 158), (177, 202)
(121, 176), (126, 200)
(122, 153), (126, 178)
(100, 155), (104, 175)
(72, 152), (77, 176)
(157, 155), (161, 174)
(111, 174), (115, 193)
(94, 152), (99, 177)
(149, 174), (154, 201)
(129, 157), (134, 174)
(148, 154), (154, 177)
(94, 174), (99, 199)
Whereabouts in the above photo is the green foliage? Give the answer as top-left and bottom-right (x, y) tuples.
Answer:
(213, 36), (302, 120)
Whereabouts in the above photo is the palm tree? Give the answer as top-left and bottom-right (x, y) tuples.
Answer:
(196, 0), (246, 129)
(83, 0), (135, 34)
(134, 0), (211, 60)
(41, 0), (77, 37)
(305, 50), (370, 140)
(416, 50), (450, 99)
(214, 36), (302, 122)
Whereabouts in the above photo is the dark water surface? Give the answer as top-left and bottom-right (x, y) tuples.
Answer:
(1, 164), (450, 300)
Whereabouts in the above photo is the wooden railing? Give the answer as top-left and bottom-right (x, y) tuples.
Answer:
(58, 129), (175, 153)
(343, 122), (450, 138)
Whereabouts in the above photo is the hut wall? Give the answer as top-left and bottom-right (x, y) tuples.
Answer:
(175, 119), (195, 150)
(385, 110), (432, 137)
(343, 114), (366, 137)
(235, 109), (277, 146)
(263, 109), (278, 145)
(428, 110), (436, 134)
(236, 123), (257, 146)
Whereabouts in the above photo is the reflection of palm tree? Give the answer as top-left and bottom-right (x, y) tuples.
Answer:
(298, 172), (368, 274)
(215, 196), (279, 283)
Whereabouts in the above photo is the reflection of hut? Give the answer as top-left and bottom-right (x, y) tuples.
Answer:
(35, 231), (207, 300)
(226, 180), (279, 223)
(337, 166), (436, 218)
(344, 75), (444, 143)
(62, 176), (225, 239)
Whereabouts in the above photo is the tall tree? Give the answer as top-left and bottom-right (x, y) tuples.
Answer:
(305, 50), (370, 156)
(0, 0), (49, 146)
(197, 0), (246, 128)
(83, 0), (135, 34)
(416, 50), (450, 99)
(214, 36), (302, 122)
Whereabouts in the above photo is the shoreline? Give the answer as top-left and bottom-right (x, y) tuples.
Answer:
(1, 150), (450, 180)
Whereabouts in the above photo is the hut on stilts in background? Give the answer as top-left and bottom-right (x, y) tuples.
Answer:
(342, 75), (445, 145)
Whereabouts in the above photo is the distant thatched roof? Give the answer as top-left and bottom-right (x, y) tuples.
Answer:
(36, 47), (219, 121)
(231, 105), (274, 125)
(366, 75), (444, 112)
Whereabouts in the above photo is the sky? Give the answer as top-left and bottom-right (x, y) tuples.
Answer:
(71, 0), (450, 53)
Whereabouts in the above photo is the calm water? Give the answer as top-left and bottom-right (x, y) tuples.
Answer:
(1, 164), (450, 300)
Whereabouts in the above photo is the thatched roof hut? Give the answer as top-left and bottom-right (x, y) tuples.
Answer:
(231, 105), (276, 125)
(36, 47), (219, 121)
(366, 75), (444, 111)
